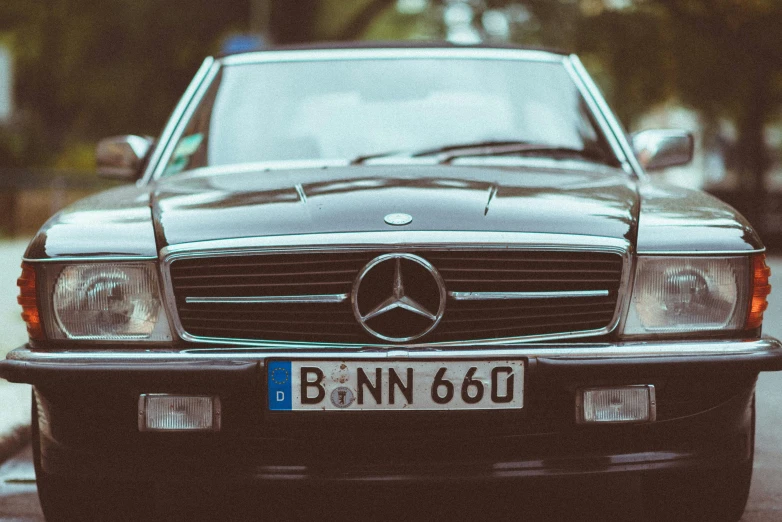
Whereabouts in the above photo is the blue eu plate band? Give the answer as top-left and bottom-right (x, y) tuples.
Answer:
(267, 361), (292, 411)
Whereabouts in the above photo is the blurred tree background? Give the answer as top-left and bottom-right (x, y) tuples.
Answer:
(0, 0), (780, 223)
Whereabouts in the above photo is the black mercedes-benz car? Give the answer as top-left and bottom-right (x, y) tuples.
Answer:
(2, 44), (780, 521)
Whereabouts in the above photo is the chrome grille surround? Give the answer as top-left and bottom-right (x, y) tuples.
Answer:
(160, 231), (633, 348)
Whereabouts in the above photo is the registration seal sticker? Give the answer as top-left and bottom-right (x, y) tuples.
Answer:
(330, 387), (355, 408)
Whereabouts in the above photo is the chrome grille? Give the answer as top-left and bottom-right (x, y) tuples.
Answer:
(169, 250), (623, 344)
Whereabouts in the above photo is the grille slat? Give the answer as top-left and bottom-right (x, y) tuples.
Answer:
(424, 254), (620, 262)
(448, 277), (614, 285)
(178, 307), (614, 326)
(176, 281), (353, 290)
(180, 316), (359, 326)
(173, 269), (358, 281)
(177, 299), (616, 317)
(170, 250), (623, 344)
(439, 268), (620, 274)
(442, 309), (615, 325)
(185, 326), (368, 340)
(441, 319), (614, 337)
(449, 298), (617, 312)
(177, 307), (356, 316)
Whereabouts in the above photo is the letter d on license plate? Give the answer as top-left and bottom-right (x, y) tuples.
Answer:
(267, 360), (524, 412)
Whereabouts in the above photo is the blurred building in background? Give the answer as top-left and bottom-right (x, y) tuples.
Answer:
(0, 44), (11, 124)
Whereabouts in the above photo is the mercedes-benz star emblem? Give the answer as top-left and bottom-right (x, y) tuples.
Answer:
(384, 213), (413, 226)
(352, 253), (446, 342)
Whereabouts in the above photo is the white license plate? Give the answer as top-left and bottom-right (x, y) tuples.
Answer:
(267, 360), (524, 411)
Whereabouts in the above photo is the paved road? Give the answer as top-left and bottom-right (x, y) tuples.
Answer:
(1, 254), (782, 520)
(0, 447), (36, 522)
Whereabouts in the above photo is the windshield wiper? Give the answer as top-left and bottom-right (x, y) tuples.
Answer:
(350, 140), (609, 165)
(411, 140), (608, 164)
(349, 142), (528, 165)
(411, 140), (532, 157)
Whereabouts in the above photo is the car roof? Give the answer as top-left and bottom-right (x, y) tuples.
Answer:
(218, 41), (569, 59)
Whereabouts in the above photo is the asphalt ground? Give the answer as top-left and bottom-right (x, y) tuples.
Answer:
(0, 244), (780, 520)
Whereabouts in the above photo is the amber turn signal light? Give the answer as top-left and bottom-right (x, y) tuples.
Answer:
(17, 263), (44, 340)
(747, 254), (771, 330)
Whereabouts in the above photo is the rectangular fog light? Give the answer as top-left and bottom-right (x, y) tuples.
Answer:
(577, 385), (656, 424)
(138, 394), (221, 432)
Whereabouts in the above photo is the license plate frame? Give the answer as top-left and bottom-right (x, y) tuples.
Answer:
(266, 358), (525, 412)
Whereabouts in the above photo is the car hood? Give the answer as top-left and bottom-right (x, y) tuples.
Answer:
(151, 164), (639, 248)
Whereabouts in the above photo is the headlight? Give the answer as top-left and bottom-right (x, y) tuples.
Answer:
(41, 263), (172, 341)
(624, 256), (752, 335)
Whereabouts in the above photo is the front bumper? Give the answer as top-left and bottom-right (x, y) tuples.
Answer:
(4, 337), (780, 483)
(3, 337), (782, 384)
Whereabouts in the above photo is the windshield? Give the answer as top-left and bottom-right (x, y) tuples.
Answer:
(163, 57), (618, 176)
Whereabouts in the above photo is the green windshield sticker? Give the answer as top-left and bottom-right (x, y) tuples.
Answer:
(173, 133), (204, 157)
(163, 156), (188, 176)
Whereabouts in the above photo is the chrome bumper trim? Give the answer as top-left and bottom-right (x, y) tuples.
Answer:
(6, 338), (780, 364)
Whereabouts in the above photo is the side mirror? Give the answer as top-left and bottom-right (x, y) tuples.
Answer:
(96, 135), (154, 181)
(631, 129), (694, 172)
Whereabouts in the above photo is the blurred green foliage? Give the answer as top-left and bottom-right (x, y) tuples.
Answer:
(580, 0), (782, 207)
(0, 0), (252, 169)
(0, 0), (780, 200)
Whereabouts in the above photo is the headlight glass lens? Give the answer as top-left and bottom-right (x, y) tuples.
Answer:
(624, 257), (750, 335)
(47, 263), (171, 341)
